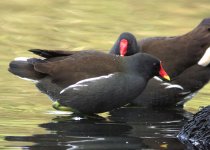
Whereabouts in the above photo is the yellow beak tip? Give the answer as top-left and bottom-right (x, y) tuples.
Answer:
(164, 75), (170, 81)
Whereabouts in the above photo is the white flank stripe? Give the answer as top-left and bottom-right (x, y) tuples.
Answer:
(176, 92), (197, 106)
(60, 74), (114, 94)
(14, 57), (29, 61)
(76, 74), (114, 84)
(165, 84), (184, 90)
(161, 83), (171, 86)
(19, 77), (38, 83)
(69, 84), (88, 88)
(179, 91), (191, 95)
(183, 92), (197, 100)
(198, 47), (210, 66)
(153, 76), (163, 82)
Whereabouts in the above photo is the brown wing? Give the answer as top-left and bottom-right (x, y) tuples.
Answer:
(33, 51), (121, 87)
(138, 18), (210, 78)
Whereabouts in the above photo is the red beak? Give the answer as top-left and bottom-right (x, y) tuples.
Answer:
(159, 63), (170, 81)
(120, 39), (128, 56)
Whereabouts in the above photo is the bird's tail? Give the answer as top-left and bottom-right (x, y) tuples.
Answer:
(8, 57), (45, 81)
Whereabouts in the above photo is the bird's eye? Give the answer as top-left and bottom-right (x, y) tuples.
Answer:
(207, 28), (210, 32)
(153, 62), (157, 66)
(152, 62), (159, 71)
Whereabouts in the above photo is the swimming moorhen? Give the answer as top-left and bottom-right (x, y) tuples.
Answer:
(109, 32), (140, 56)
(8, 50), (170, 114)
(110, 31), (210, 107)
(132, 61), (210, 107)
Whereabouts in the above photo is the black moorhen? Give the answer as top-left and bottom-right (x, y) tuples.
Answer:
(132, 61), (210, 107)
(177, 105), (210, 150)
(109, 32), (140, 56)
(8, 50), (170, 114)
(110, 31), (210, 107)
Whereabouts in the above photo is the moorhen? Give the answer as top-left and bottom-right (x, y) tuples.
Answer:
(132, 61), (210, 106)
(8, 50), (170, 114)
(109, 32), (140, 56)
(110, 31), (210, 107)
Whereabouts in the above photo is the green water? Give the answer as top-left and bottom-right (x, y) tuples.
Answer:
(1, 0), (210, 149)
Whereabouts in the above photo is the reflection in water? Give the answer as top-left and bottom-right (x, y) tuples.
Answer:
(5, 107), (191, 149)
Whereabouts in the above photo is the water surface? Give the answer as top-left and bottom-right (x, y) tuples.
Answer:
(1, 0), (210, 149)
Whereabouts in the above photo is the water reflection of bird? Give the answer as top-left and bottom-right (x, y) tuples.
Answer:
(109, 107), (192, 150)
(5, 107), (191, 149)
(177, 105), (210, 150)
(5, 112), (145, 150)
